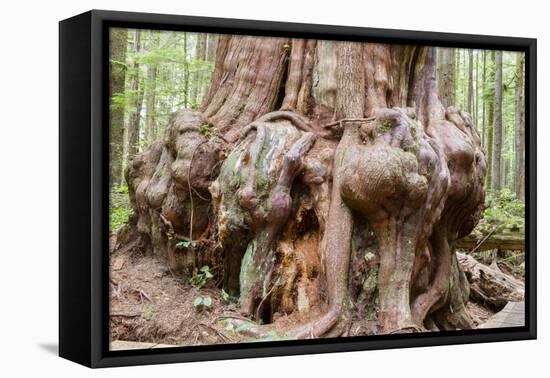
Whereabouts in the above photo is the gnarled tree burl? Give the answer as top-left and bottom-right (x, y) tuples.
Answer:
(122, 36), (487, 338)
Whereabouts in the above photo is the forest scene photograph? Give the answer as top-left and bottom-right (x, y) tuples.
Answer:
(108, 27), (526, 350)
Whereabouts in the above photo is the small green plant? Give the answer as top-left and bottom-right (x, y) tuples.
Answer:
(109, 206), (132, 232)
(219, 319), (254, 334)
(141, 304), (156, 320)
(193, 295), (213, 310)
(221, 289), (238, 304)
(176, 240), (197, 251)
(116, 184), (129, 194)
(377, 119), (394, 133)
(199, 124), (213, 138)
(189, 266), (214, 288)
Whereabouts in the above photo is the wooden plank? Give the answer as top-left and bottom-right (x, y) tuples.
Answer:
(110, 340), (178, 351)
(478, 301), (525, 329)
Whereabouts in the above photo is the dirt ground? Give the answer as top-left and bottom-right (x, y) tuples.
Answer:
(110, 243), (496, 349)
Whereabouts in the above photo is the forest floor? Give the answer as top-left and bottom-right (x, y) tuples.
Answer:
(109, 239), (517, 348)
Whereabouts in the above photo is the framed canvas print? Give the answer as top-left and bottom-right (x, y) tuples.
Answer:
(59, 10), (536, 368)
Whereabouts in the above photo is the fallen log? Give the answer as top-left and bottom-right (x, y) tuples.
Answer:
(456, 233), (524, 252)
(457, 252), (524, 311)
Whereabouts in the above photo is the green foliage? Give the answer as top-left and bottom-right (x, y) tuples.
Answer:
(193, 295), (212, 310)
(477, 189), (524, 234)
(110, 206), (132, 232)
(116, 184), (129, 194)
(449, 49), (525, 191)
(109, 30), (216, 155)
(221, 289), (238, 304)
(199, 124), (213, 138)
(218, 319), (255, 335)
(175, 240), (197, 250)
(141, 304), (156, 320)
(189, 266), (214, 288)
(378, 119), (393, 132)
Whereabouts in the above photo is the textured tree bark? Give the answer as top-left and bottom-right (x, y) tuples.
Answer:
(492, 51), (503, 191)
(127, 30), (144, 161)
(467, 49), (474, 115)
(514, 54), (525, 199)
(481, 51), (487, 146)
(437, 48), (455, 108)
(117, 36), (489, 337)
(145, 31), (159, 147)
(485, 51), (495, 190)
(192, 33), (208, 107)
(109, 28), (127, 187)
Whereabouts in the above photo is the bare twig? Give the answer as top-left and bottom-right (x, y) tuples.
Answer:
(110, 312), (141, 318)
(135, 288), (153, 303)
(215, 314), (254, 323)
(322, 117), (375, 129)
(469, 228), (498, 254)
(198, 322), (230, 342)
(255, 277), (280, 319)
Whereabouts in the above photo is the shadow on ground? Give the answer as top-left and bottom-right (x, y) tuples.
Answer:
(38, 343), (58, 355)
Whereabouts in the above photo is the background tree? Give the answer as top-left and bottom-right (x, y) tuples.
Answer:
(144, 30), (160, 147)
(126, 30), (144, 166)
(485, 51), (496, 190)
(481, 51), (486, 146)
(108, 28), (127, 187)
(514, 54), (525, 199)
(437, 48), (455, 107)
(467, 49), (474, 114)
(492, 51), (503, 191)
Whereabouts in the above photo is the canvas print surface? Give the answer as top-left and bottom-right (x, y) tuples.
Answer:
(108, 27), (526, 351)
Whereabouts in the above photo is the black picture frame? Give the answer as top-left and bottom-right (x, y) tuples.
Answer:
(59, 9), (537, 368)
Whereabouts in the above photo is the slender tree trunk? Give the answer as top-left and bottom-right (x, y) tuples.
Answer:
(127, 30), (144, 161)
(467, 49), (474, 114)
(191, 33), (208, 107)
(109, 28), (127, 187)
(183, 32), (190, 108)
(492, 51), (503, 191)
(481, 51), (487, 147)
(145, 31), (159, 147)
(206, 34), (218, 63)
(485, 52), (495, 190)
(514, 54), (525, 199)
(437, 48), (455, 108)
(473, 51), (479, 130)
(462, 50), (467, 109)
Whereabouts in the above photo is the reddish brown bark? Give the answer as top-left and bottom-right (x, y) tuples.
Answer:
(120, 36), (487, 337)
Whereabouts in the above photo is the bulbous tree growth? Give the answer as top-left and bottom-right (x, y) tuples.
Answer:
(122, 35), (486, 337)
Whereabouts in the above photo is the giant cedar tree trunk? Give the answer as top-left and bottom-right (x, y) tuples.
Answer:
(121, 36), (486, 337)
